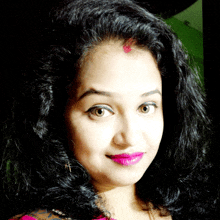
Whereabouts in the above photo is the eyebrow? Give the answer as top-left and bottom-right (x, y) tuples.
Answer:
(77, 88), (161, 101)
(141, 89), (162, 97)
(78, 89), (112, 101)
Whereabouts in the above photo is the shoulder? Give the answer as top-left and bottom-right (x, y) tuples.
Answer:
(9, 209), (65, 220)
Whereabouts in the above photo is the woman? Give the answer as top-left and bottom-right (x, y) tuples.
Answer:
(1, 0), (215, 219)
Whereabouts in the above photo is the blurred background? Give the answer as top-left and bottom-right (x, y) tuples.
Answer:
(165, 0), (203, 82)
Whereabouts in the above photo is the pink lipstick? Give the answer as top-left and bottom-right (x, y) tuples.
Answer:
(109, 152), (144, 166)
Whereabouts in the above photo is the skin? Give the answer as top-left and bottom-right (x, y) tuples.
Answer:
(65, 40), (167, 219)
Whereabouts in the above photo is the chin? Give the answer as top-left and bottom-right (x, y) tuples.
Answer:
(94, 170), (146, 189)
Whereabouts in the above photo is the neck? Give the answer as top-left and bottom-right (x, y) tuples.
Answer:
(96, 184), (144, 217)
(94, 183), (169, 220)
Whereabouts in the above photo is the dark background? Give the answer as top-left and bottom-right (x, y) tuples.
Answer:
(203, 0), (220, 185)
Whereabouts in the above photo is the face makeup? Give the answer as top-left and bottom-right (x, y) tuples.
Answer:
(65, 40), (163, 188)
(108, 152), (144, 166)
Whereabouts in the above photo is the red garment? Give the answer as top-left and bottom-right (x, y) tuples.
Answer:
(9, 214), (116, 220)
(92, 216), (116, 220)
(9, 216), (37, 220)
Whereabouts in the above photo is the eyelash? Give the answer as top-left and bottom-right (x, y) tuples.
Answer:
(138, 102), (157, 114)
(86, 105), (114, 118)
(86, 102), (157, 119)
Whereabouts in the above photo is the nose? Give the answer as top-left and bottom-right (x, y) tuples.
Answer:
(113, 114), (141, 148)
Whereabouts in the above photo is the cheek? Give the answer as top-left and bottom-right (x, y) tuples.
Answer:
(152, 119), (164, 142)
(70, 122), (114, 180)
(142, 120), (163, 167)
(68, 119), (114, 161)
(144, 116), (164, 150)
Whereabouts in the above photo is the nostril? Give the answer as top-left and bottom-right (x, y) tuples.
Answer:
(112, 132), (137, 148)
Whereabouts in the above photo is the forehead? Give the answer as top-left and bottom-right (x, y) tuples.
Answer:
(76, 40), (161, 96)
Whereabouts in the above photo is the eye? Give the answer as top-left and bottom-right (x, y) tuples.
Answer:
(138, 102), (157, 114)
(87, 105), (114, 118)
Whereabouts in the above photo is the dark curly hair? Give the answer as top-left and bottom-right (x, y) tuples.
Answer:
(1, 0), (216, 219)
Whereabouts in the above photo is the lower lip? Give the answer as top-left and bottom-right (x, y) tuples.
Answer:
(109, 152), (144, 166)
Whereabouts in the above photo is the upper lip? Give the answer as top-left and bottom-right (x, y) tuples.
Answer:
(108, 152), (144, 158)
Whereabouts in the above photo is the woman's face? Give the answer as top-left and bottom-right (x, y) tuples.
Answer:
(65, 41), (163, 191)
